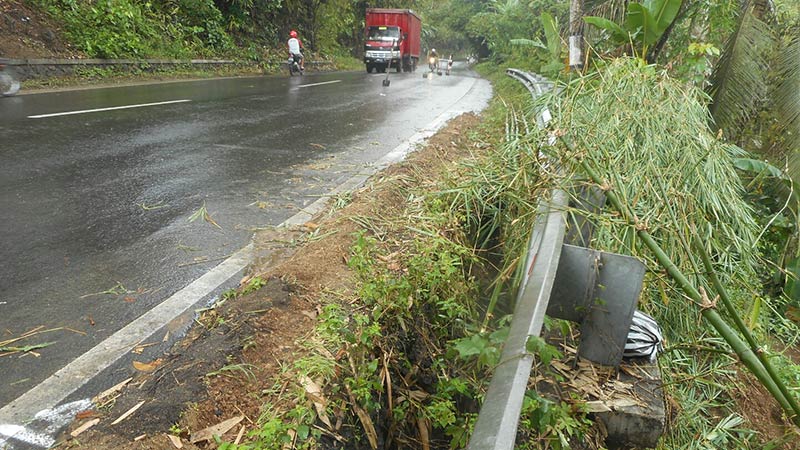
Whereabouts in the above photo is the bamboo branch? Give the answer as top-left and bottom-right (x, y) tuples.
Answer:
(693, 235), (800, 422)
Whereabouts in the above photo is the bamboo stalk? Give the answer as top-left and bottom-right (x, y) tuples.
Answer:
(574, 148), (800, 427)
(693, 235), (800, 422)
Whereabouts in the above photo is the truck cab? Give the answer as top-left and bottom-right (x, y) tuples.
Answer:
(364, 26), (402, 73)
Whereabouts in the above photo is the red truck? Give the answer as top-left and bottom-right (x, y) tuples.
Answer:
(364, 8), (421, 74)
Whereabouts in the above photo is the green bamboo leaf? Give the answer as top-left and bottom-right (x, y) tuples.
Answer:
(0, 342), (56, 353)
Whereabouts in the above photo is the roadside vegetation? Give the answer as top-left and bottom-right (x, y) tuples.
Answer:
(210, 0), (800, 448)
(17, 0), (800, 448)
(222, 60), (800, 449)
(12, 0), (469, 82)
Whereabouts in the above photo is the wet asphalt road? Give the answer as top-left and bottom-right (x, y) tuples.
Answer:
(0, 65), (490, 412)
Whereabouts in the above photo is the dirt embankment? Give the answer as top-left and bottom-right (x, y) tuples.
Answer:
(0, 0), (82, 59)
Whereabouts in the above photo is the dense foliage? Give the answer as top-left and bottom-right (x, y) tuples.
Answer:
(26, 0), (423, 59)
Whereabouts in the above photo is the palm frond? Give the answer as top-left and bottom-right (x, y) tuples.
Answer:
(774, 35), (800, 160)
(707, 5), (775, 138)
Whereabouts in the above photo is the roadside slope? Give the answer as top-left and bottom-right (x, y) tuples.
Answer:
(54, 113), (484, 450)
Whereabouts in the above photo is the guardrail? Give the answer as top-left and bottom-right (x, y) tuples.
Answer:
(467, 69), (647, 450)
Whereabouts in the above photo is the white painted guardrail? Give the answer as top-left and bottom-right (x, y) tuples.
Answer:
(467, 69), (565, 450)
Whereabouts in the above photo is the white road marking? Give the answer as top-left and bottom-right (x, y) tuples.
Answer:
(0, 425), (54, 448)
(0, 400), (91, 448)
(0, 73), (491, 449)
(28, 99), (191, 119)
(0, 246), (252, 426)
(297, 80), (342, 88)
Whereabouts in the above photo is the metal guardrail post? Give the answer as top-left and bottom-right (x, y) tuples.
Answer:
(468, 189), (568, 450)
(468, 70), (567, 450)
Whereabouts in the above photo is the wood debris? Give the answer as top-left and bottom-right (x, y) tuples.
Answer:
(234, 425), (246, 445)
(70, 418), (99, 437)
(190, 416), (243, 443)
(417, 418), (430, 450)
(132, 358), (163, 372)
(299, 376), (333, 429)
(345, 383), (377, 450)
(167, 434), (183, 448)
(93, 377), (132, 403)
(111, 401), (145, 425)
(75, 410), (97, 420)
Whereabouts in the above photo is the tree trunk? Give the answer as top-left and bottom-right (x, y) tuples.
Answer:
(569, 0), (585, 69)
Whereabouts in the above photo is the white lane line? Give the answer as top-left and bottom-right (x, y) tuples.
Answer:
(28, 99), (191, 119)
(297, 80), (342, 88)
(0, 246), (252, 426)
(0, 399), (94, 448)
(0, 73), (490, 446)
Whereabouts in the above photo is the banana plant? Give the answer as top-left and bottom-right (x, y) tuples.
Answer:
(584, 0), (682, 58)
(509, 12), (564, 75)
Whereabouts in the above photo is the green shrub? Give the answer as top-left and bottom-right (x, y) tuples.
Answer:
(32, 0), (159, 58)
(30, 0), (233, 58)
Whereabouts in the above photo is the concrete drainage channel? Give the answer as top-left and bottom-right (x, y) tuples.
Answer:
(466, 70), (666, 450)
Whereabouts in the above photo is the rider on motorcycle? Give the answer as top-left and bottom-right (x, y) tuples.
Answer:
(287, 30), (305, 72)
(427, 48), (439, 70)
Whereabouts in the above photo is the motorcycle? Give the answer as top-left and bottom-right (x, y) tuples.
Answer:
(288, 54), (304, 76)
(0, 59), (20, 97)
(423, 55), (441, 78)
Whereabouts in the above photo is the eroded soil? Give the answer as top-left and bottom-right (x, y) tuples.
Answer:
(0, 0), (82, 59)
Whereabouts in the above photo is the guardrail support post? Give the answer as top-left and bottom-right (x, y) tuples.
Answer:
(548, 245), (645, 366)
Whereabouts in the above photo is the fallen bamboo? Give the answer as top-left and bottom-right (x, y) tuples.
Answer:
(693, 235), (800, 423)
(573, 145), (800, 427)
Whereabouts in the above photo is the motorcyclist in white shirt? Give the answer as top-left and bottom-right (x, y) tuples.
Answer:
(287, 30), (305, 72)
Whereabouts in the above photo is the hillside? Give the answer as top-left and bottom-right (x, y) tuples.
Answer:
(0, 0), (82, 59)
